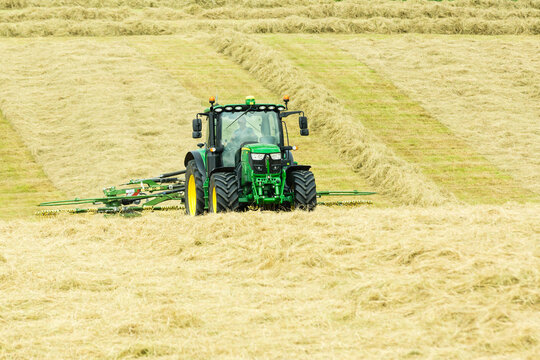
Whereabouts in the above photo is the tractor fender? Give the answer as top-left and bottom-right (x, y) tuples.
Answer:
(184, 151), (206, 181)
(209, 167), (235, 178)
(285, 165), (311, 186)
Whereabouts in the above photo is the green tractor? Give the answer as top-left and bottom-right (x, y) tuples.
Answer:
(185, 95), (316, 215)
(36, 95), (375, 216)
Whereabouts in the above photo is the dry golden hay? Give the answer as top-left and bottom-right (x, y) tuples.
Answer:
(0, 0), (539, 36)
(0, 0), (318, 10)
(0, 204), (538, 358)
(211, 30), (449, 206)
(1, 17), (538, 37)
(0, 38), (200, 196)
(199, 1), (540, 20)
(1, 0), (539, 10)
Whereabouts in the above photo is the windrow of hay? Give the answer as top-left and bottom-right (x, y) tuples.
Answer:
(200, 2), (540, 20)
(337, 35), (540, 195)
(2, 0), (539, 10)
(212, 31), (448, 205)
(0, 0), (317, 9)
(0, 0), (181, 8)
(1, 0), (539, 36)
(0, 18), (183, 36)
(0, 38), (200, 196)
(239, 16), (540, 35)
(0, 6), (190, 22)
(1, 204), (538, 358)
(3, 2), (539, 22)
(1, 17), (537, 37)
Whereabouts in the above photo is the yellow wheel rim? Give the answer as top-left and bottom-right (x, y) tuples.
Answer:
(212, 186), (217, 213)
(188, 174), (196, 216)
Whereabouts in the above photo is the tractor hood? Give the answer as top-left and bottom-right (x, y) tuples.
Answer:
(243, 143), (280, 154)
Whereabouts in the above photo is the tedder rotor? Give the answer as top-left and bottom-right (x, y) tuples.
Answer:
(38, 96), (375, 216)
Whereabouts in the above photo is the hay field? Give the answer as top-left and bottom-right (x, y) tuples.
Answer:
(1, 1), (540, 358)
(0, 35), (387, 211)
(335, 34), (540, 195)
(256, 33), (538, 204)
(213, 32), (449, 206)
(0, 37), (199, 197)
(1, 205), (539, 359)
(0, 0), (539, 36)
(130, 35), (390, 205)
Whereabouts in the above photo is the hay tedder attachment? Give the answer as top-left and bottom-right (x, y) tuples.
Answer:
(38, 95), (376, 216)
(37, 170), (186, 216)
(37, 174), (375, 216)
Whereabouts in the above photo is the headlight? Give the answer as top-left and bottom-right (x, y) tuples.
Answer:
(214, 107), (223, 113)
(251, 153), (265, 161)
(270, 153), (281, 160)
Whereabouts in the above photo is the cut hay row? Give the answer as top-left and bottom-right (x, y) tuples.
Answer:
(2, 0), (539, 10)
(1, 0), (539, 36)
(0, 6), (190, 22)
(1, 204), (538, 358)
(337, 35), (540, 196)
(3, 2), (539, 22)
(212, 31), (448, 206)
(0, 38), (199, 196)
(2, 16), (538, 37)
(199, 2), (540, 20)
(0, 18), (182, 36)
(0, 0), (319, 10)
(240, 16), (540, 35)
(0, 0), (182, 8)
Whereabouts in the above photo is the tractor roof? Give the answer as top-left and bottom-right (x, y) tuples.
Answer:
(204, 103), (286, 113)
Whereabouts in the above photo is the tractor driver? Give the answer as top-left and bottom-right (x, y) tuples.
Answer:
(230, 117), (257, 147)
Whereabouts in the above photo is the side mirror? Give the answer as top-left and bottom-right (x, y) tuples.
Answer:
(298, 116), (308, 129)
(299, 116), (308, 136)
(192, 118), (202, 138)
(192, 118), (202, 132)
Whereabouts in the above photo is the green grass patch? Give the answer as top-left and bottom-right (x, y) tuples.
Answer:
(130, 35), (389, 205)
(260, 34), (537, 204)
(0, 110), (59, 218)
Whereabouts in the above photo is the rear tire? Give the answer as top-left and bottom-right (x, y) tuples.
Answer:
(209, 172), (239, 213)
(291, 170), (317, 211)
(185, 160), (205, 216)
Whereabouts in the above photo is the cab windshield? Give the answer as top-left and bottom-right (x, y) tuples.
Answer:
(220, 110), (281, 167)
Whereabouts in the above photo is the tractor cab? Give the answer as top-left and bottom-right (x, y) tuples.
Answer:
(219, 105), (282, 166)
(184, 96), (316, 215)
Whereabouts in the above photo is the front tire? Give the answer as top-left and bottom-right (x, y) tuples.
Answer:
(291, 170), (317, 211)
(209, 172), (239, 213)
(185, 160), (205, 216)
